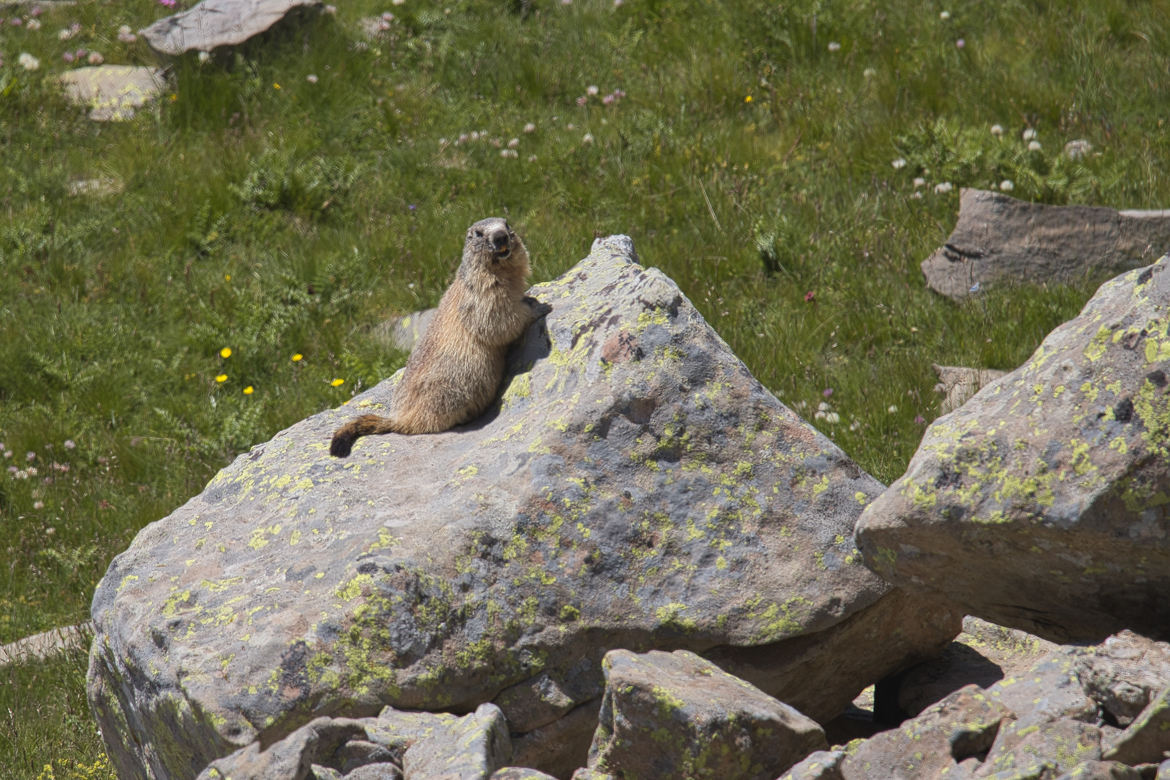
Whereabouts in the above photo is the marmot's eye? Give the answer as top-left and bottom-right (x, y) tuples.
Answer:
(474, 230), (484, 238)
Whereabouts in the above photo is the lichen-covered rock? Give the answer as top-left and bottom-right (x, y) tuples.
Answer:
(197, 704), (508, 780)
(921, 188), (1170, 300)
(857, 256), (1170, 643)
(1102, 685), (1170, 766)
(780, 749), (846, 780)
(794, 685), (1013, 779)
(780, 630), (1170, 780)
(1076, 631), (1170, 727)
(88, 236), (958, 779)
(977, 718), (1104, 777)
(59, 65), (164, 121)
(1057, 761), (1144, 780)
(489, 767), (560, 780)
(583, 649), (826, 780)
(894, 616), (1064, 717)
(140, 0), (322, 56)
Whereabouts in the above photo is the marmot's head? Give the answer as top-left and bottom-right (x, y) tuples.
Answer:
(462, 217), (529, 277)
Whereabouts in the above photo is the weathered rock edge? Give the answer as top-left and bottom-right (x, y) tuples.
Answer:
(88, 236), (956, 779)
(858, 255), (1170, 642)
(140, 0), (322, 57)
(922, 188), (1170, 300)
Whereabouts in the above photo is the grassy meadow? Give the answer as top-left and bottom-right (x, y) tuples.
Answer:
(2, 0), (1169, 773)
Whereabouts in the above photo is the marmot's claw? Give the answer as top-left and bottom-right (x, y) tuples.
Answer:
(524, 297), (553, 317)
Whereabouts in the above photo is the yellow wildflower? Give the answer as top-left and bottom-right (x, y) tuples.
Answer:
(220, 347), (232, 359)
(292, 353), (303, 362)
(243, 386), (254, 395)
(215, 374), (228, 383)
(331, 378), (345, 387)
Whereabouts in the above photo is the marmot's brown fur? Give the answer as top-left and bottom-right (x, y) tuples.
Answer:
(330, 217), (540, 457)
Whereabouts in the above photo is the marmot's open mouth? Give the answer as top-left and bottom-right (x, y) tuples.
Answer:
(493, 247), (511, 261)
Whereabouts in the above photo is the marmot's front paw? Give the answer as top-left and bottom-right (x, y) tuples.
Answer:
(524, 296), (553, 318)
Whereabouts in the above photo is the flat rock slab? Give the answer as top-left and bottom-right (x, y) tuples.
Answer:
(89, 236), (957, 779)
(59, 66), (165, 121)
(857, 256), (1170, 643)
(922, 188), (1170, 300)
(0, 621), (92, 668)
(140, 0), (322, 56)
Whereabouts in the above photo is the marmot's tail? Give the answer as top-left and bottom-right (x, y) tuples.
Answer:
(330, 413), (399, 457)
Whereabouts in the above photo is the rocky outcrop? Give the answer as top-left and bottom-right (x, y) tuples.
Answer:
(921, 188), (1170, 300)
(88, 236), (959, 779)
(856, 255), (1170, 643)
(140, 0), (322, 56)
(580, 649), (826, 779)
(785, 629), (1170, 780)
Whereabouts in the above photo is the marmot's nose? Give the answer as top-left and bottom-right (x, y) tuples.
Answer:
(490, 229), (510, 252)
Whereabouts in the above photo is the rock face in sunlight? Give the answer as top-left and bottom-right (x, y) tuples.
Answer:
(921, 188), (1170, 300)
(87, 235), (958, 779)
(858, 255), (1170, 643)
(140, 0), (323, 56)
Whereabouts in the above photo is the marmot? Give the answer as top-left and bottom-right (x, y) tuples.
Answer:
(330, 217), (542, 457)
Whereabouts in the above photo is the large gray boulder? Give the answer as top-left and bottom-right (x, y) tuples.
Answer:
(140, 0), (322, 56)
(88, 236), (959, 779)
(857, 256), (1170, 642)
(922, 188), (1170, 300)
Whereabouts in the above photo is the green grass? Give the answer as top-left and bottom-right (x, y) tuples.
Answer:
(2, 0), (1169, 773)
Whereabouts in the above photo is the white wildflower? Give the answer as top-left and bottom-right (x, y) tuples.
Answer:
(18, 52), (39, 70)
(523, 122), (536, 133)
(990, 123), (1004, 137)
(913, 177), (926, 188)
(1028, 140), (1042, 151)
(1022, 128), (1037, 141)
(891, 157), (907, 170)
(934, 181), (953, 194)
(827, 41), (841, 52)
(999, 179), (1014, 191)
(582, 133), (594, 144)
